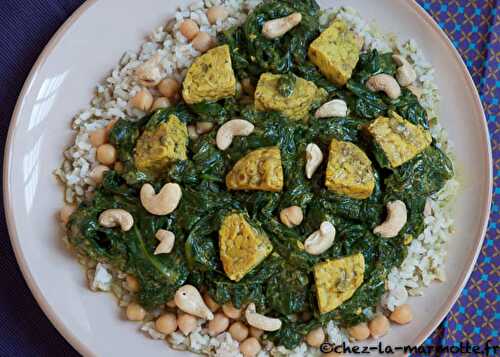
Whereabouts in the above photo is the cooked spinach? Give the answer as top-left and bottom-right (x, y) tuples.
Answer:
(266, 266), (310, 315)
(346, 80), (388, 119)
(278, 73), (297, 97)
(68, 173), (189, 309)
(67, 0), (454, 350)
(353, 49), (397, 83)
(391, 88), (430, 128)
(240, 0), (320, 74)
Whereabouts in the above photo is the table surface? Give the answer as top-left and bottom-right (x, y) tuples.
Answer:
(0, 0), (498, 356)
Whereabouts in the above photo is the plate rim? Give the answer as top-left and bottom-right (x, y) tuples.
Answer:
(3, 0), (492, 356)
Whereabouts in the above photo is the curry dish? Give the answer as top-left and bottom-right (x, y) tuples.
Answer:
(65, 0), (455, 351)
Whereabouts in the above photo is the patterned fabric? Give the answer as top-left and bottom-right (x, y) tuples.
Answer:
(0, 1), (496, 356)
(416, 0), (500, 353)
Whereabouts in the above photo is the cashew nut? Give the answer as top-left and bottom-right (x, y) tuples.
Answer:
(373, 200), (407, 238)
(140, 183), (182, 216)
(98, 209), (134, 231)
(154, 229), (175, 255)
(280, 206), (303, 228)
(366, 74), (401, 100)
(304, 221), (336, 255)
(216, 119), (254, 151)
(305, 143), (323, 179)
(245, 303), (282, 331)
(134, 53), (163, 87)
(392, 55), (417, 87)
(315, 99), (348, 118)
(175, 285), (214, 320)
(262, 12), (302, 39)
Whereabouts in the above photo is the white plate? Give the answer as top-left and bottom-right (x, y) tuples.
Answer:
(3, 0), (492, 356)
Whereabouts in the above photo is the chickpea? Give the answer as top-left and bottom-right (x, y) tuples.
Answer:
(151, 97), (170, 111)
(89, 165), (110, 185)
(240, 337), (261, 357)
(96, 144), (117, 165)
(249, 326), (263, 338)
(196, 121), (214, 135)
(158, 78), (180, 99)
(125, 275), (140, 293)
(191, 32), (214, 53)
(208, 312), (230, 336)
(59, 204), (76, 225)
(280, 206), (303, 228)
(179, 19), (199, 41)
(347, 322), (370, 341)
(305, 327), (325, 348)
(389, 304), (413, 325)
(89, 128), (107, 147)
(203, 293), (220, 312)
(155, 313), (177, 335)
(229, 321), (249, 342)
(369, 315), (390, 339)
(222, 303), (242, 320)
(177, 313), (198, 335)
(207, 6), (229, 24)
(166, 298), (177, 308)
(129, 88), (153, 111)
(126, 303), (146, 321)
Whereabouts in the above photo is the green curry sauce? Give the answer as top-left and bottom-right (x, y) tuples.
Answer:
(67, 0), (453, 349)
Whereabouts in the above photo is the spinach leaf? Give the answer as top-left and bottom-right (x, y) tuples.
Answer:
(145, 105), (195, 128)
(236, 191), (281, 220)
(129, 225), (189, 310)
(391, 88), (429, 128)
(68, 175), (189, 310)
(346, 80), (388, 119)
(295, 61), (338, 93)
(385, 146), (453, 199)
(278, 73), (297, 97)
(189, 98), (239, 124)
(184, 214), (221, 272)
(174, 188), (237, 231)
(265, 219), (319, 270)
(207, 254), (283, 308)
(217, 27), (255, 79)
(267, 319), (319, 349)
(169, 133), (226, 185)
(266, 266), (309, 314)
(309, 116), (365, 143)
(219, 0), (324, 86)
(383, 146), (453, 238)
(353, 50), (397, 83)
(108, 119), (140, 168)
(242, 0), (320, 74)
